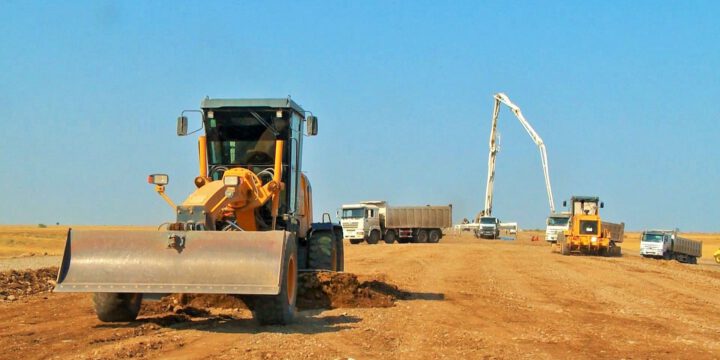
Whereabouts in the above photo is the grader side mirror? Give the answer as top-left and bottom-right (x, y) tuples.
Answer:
(177, 116), (188, 136)
(562, 200), (567, 207)
(600, 202), (604, 208)
(306, 115), (318, 136)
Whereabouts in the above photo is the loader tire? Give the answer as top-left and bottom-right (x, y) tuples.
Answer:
(428, 229), (441, 243)
(367, 230), (380, 245)
(560, 242), (570, 256)
(384, 230), (396, 244)
(245, 239), (297, 325)
(308, 231), (338, 271)
(92, 293), (143, 322)
(414, 230), (428, 243)
(349, 238), (364, 245)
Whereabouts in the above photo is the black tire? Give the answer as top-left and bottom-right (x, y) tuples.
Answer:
(93, 293), (143, 322)
(367, 230), (380, 245)
(428, 229), (441, 243)
(414, 229), (428, 243)
(335, 232), (345, 272)
(560, 242), (570, 255)
(244, 239), (297, 325)
(384, 230), (396, 244)
(308, 231), (338, 270)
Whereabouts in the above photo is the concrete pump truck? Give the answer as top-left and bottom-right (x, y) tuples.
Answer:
(55, 97), (343, 325)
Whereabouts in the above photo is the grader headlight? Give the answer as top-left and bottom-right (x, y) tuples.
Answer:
(223, 176), (240, 187)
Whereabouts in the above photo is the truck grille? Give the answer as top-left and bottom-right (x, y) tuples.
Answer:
(343, 223), (358, 230)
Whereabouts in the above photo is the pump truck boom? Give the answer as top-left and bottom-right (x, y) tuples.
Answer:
(55, 98), (343, 325)
(483, 93), (555, 217)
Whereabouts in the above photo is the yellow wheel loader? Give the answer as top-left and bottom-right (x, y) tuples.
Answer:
(556, 196), (624, 257)
(55, 98), (344, 325)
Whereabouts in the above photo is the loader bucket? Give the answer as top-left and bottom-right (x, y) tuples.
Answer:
(55, 229), (287, 295)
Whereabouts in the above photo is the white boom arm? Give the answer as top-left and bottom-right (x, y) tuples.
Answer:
(484, 93), (555, 216)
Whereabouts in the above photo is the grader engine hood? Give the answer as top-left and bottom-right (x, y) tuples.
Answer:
(55, 229), (288, 295)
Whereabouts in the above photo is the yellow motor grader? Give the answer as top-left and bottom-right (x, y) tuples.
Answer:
(55, 98), (343, 325)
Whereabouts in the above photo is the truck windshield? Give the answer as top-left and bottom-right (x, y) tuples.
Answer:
(480, 217), (496, 224)
(342, 208), (364, 219)
(547, 217), (569, 226)
(642, 234), (664, 243)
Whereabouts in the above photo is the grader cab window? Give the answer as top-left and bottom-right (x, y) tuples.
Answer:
(205, 111), (290, 171)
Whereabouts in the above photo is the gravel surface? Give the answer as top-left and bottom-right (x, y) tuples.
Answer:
(0, 256), (61, 272)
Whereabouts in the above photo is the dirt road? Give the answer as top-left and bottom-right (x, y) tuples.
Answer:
(1, 234), (719, 359)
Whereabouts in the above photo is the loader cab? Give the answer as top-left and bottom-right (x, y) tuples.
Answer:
(199, 98), (311, 229)
(565, 196), (603, 216)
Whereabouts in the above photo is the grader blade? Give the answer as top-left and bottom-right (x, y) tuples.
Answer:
(55, 229), (287, 295)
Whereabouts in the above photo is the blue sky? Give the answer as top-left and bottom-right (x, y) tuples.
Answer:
(0, 1), (718, 231)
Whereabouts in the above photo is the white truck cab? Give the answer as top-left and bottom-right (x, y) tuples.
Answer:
(545, 212), (571, 243)
(475, 216), (501, 239)
(339, 203), (382, 244)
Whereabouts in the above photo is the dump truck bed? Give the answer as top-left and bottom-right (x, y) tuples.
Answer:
(602, 221), (625, 243)
(385, 206), (452, 229)
(672, 236), (702, 257)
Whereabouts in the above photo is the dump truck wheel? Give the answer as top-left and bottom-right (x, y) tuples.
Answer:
(246, 239), (297, 325)
(384, 230), (396, 244)
(428, 229), (441, 243)
(92, 293), (143, 322)
(308, 231), (337, 270)
(414, 230), (428, 243)
(349, 238), (363, 245)
(367, 230), (380, 245)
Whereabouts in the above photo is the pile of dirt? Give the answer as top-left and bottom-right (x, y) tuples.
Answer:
(140, 294), (246, 317)
(0, 266), (58, 301)
(297, 271), (406, 309)
(138, 272), (405, 316)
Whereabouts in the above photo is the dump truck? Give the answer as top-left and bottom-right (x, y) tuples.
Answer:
(545, 212), (571, 243)
(557, 196), (624, 256)
(55, 97), (343, 325)
(340, 201), (452, 244)
(640, 229), (701, 264)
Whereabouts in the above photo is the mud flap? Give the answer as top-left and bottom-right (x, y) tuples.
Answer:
(55, 229), (287, 295)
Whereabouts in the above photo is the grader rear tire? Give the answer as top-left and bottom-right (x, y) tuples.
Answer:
(308, 231), (338, 271)
(245, 239), (297, 325)
(93, 293), (143, 322)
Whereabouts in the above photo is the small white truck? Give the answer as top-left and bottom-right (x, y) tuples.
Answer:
(545, 212), (571, 243)
(640, 229), (702, 264)
(340, 201), (452, 244)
